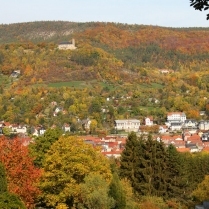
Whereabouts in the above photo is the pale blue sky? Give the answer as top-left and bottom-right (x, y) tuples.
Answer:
(0, 0), (208, 27)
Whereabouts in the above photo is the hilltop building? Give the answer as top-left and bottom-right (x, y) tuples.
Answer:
(58, 39), (77, 50)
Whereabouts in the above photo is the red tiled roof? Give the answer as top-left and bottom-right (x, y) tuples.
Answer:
(108, 142), (119, 148)
(176, 148), (190, 152)
(82, 136), (101, 142)
(187, 134), (201, 142)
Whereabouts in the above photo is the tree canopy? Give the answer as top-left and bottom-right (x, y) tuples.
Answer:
(190, 0), (209, 19)
(39, 135), (112, 208)
(0, 162), (26, 209)
(0, 136), (41, 208)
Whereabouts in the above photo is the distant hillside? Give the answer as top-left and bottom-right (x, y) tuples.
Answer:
(1, 21), (209, 86)
(1, 21), (209, 128)
(0, 21), (94, 44)
(1, 21), (209, 52)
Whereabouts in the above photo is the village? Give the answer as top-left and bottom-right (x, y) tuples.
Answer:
(1, 111), (209, 159)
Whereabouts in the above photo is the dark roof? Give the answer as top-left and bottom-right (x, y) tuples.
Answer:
(59, 41), (71, 45)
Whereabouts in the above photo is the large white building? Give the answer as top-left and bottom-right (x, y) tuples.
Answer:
(167, 112), (186, 123)
(115, 119), (140, 132)
(166, 112), (186, 131)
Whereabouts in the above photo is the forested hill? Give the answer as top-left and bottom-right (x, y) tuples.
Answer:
(1, 21), (209, 84)
(1, 21), (209, 52)
(1, 21), (209, 130)
(0, 21), (93, 43)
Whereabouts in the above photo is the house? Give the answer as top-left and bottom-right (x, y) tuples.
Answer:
(53, 107), (63, 116)
(0, 121), (6, 134)
(166, 112), (186, 131)
(169, 122), (183, 131)
(58, 39), (77, 50)
(62, 123), (71, 133)
(11, 124), (27, 134)
(101, 150), (122, 159)
(145, 116), (154, 126)
(167, 112), (186, 123)
(200, 111), (206, 116)
(158, 69), (174, 74)
(198, 120), (209, 131)
(202, 132), (209, 141)
(186, 134), (201, 144)
(183, 119), (198, 129)
(160, 135), (185, 148)
(159, 125), (168, 133)
(81, 118), (91, 131)
(10, 70), (21, 78)
(32, 126), (46, 136)
(115, 119), (140, 132)
(186, 143), (199, 153)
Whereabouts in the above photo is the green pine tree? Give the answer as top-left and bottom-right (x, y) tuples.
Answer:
(166, 144), (186, 201)
(137, 135), (168, 196)
(120, 132), (139, 186)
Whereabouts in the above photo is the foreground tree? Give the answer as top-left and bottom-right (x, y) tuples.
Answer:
(134, 135), (168, 197)
(166, 145), (186, 201)
(120, 133), (169, 197)
(0, 136), (41, 208)
(109, 172), (126, 209)
(40, 135), (112, 208)
(79, 173), (115, 209)
(29, 128), (63, 167)
(192, 175), (209, 202)
(139, 196), (168, 209)
(190, 0), (209, 20)
(0, 162), (26, 209)
(120, 132), (140, 189)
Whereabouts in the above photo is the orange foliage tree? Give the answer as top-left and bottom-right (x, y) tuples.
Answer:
(0, 136), (42, 208)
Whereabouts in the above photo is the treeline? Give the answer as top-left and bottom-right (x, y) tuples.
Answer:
(112, 43), (209, 70)
(120, 132), (209, 208)
(1, 131), (209, 208)
(0, 21), (91, 43)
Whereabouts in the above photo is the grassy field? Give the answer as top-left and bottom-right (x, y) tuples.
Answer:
(47, 80), (117, 91)
(48, 81), (91, 88)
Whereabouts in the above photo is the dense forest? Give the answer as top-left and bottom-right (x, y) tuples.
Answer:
(1, 21), (209, 208)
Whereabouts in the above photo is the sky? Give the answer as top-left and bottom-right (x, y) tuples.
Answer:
(0, 0), (209, 28)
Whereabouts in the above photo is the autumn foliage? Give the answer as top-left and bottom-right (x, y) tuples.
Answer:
(0, 136), (42, 208)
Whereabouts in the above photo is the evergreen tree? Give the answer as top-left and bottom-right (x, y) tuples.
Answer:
(134, 135), (168, 197)
(166, 145), (186, 200)
(120, 132), (139, 188)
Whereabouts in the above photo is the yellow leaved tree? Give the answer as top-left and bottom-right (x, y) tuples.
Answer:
(39, 135), (112, 208)
(192, 175), (209, 202)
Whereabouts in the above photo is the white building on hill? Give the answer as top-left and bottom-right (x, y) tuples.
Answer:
(115, 119), (140, 132)
(58, 39), (77, 50)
